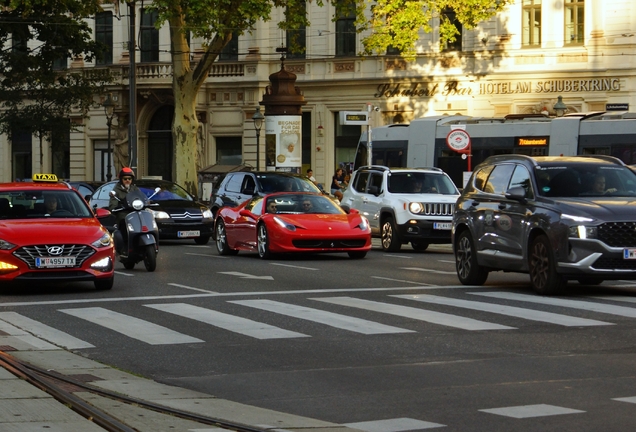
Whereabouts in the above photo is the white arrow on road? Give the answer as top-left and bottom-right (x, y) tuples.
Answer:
(218, 271), (274, 280)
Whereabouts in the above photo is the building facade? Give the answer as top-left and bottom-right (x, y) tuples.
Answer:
(1, 0), (634, 197)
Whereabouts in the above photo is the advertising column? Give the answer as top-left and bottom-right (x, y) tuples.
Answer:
(265, 115), (302, 172)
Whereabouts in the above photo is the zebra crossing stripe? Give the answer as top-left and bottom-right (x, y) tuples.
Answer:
(0, 312), (94, 349)
(343, 417), (445, 431)
(230, 299), (414, 335)
(471, 292), (636, 318)
(311, 297), (515, 330)
(59, 307), (203, 345)
(145, 303), (309, 339)
(393, 294), (612, 327)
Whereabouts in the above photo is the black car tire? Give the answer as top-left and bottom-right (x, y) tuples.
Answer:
(529, 234), (566, 295)
(455, 230), (489, 285)
(194, 236), (210, 245)
(144, 245), (157, 272)
(348, 251), (367, 259)
(94, 277), (114, 290)
(411, 241), (429, 252)
(381, 217), (401, 251)
(123, 260), (135, 270)
(215, 220), (238, 255)
(257, 223), (273, 259)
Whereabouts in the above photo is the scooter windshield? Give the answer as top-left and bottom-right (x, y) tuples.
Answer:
(123, 189), (149, 209)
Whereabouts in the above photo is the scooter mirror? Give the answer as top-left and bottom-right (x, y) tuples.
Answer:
(109, 190), (116, 197)
(154, 187), (161, 193)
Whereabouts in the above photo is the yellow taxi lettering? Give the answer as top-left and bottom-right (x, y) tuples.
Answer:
(32, 173), (59, 182)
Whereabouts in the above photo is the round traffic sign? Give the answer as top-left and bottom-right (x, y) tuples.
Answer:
(446, 129), (471, 153)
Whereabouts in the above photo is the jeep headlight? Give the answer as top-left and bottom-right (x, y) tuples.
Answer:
(409, 202), (424, 214)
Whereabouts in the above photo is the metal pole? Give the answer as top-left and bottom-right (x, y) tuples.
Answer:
(367, 104), (372, 167)
(128, 1), (137, 171)
(106, 117), (112, 181)
(256, 132), (260, 171)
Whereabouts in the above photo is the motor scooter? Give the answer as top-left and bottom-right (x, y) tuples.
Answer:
(109, 188), (160, 271)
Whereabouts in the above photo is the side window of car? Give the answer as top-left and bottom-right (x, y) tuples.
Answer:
(369, 172), (384, 193)
(241, 176), (256, 194)
(484, 164), (515, 195)
(474, 165), (495, 192)
(509, 165), (534, 198)
(353, 172), (370, 193)
(224, 174), (243, 193)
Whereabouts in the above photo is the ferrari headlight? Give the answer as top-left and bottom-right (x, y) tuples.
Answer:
(0, 238), (17, 250)
(151, 209), (170, 219)
(91, 232), (113, 248)
(132, 199), (144, 210)
(358, 216), (369, 231)
(273, 216), (296, 231)
(409, 202), (424, 214)
(202, 208), (213, 219)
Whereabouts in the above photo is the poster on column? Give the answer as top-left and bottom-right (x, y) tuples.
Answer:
(265, 115), (301, 170)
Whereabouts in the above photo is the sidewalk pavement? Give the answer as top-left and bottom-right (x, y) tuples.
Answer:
(0, 329), (364, 431)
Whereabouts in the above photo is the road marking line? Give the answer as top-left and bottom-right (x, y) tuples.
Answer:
(0, 312), (94, 349)
(472, 292), (636, 318)
(343, 417), (445, 431)
(231, 299), (413, 335)
(400, 267), (457, 275)
(114, 270), (134, 276)
(479, 404), (584, 418)
(168, 283), (218, 294)
(371, 276), (437, 286)
(382, 254), (412, 259)
(439, 260), (455, 264)
(393, 294), (612, 327)
(613, 396), (636, 404)
(0, 286), (471, 307)
(185, 252), (227, 258)
(312, 297), (515, 331)
(59, 307), (203, 345)
(218, 271), (274, 280)
(269, 263), (319, 270)
(146, 303), (307, 339)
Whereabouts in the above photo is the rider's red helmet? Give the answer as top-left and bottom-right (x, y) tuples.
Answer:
(118, 167), (135, 180)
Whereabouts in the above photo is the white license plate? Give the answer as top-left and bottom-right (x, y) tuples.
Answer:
(624, 249), (636, 259)
(178, 230), (200, 238)
(36, 256), (76, 268)
(433, 222), (452, 230)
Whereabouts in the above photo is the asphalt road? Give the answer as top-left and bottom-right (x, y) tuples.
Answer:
(2, 240), (636, 432)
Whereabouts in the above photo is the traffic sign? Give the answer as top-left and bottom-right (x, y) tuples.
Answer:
(446, 129), (471, 153)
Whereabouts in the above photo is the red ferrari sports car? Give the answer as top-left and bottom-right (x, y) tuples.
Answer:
(214, 192), (371, 259)
(0, 174), (115, 290)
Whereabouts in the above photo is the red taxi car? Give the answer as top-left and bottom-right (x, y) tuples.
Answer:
(0, 174), (115, 290)
(215, 192), (371, 259)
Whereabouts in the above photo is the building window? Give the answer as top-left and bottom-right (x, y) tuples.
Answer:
(216, 136), (242, 165)
(286, 2), (306, 60)
(336, 3), (356, 57)
(140, 9), (159, 62)
(11, 128), (32, 181)
(441, 8), (462, 52)
(95, 11), (113, 65)
(11, 27), (28, 54)
(51, 123), (70, 179)
(219, 33), (238, 61)
(565, 0), (584, 45)
(522, 0), (541, 47)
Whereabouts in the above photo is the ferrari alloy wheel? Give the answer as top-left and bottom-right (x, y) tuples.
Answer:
(257, 224), (273, 259)
(381, 217), (401, 251)
(455, 230), (488, 285)
(215, 220), (237, 255)
(529, 234), (566, 295)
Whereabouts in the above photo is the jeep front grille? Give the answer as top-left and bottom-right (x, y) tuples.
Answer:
(422, 203), (455, 216)
(597, 222), (636, 247)
(13, 244), (95, 269)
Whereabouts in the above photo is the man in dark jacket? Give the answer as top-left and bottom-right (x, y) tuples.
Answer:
(109, 167), (140, 221)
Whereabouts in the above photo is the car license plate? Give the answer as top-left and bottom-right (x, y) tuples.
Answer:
(178, 230), (200, 238)
(433, 222), (452, 230)
(624, 249), (636, 259)
(36, 256), (76, 268)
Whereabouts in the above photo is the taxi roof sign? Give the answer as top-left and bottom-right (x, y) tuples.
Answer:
(32, 173), (59, 182)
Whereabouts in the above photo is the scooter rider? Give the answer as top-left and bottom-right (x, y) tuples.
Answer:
(109, 167), (140, 254)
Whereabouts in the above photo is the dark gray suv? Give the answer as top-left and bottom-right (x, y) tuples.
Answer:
(453, 154), (636, 294)
(210, 171), (322, 220)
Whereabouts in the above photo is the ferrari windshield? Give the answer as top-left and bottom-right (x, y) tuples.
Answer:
(264, 194), (344, 214)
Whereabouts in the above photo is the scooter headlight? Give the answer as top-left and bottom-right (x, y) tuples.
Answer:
(132, 199), (144, 210)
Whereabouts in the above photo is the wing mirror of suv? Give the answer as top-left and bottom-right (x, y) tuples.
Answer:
(505, 186), (527, 203)
(368, 185), (380, 196)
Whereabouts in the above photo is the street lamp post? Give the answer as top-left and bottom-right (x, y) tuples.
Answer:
(252, 106), (264, 170)
(103, 93), (115, 181)
(553, 95), (568, 117)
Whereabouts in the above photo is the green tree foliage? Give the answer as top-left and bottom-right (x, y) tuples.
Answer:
(0, 0), (113, 162)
